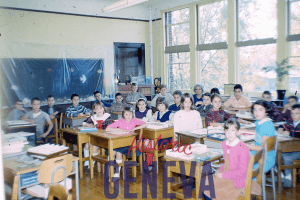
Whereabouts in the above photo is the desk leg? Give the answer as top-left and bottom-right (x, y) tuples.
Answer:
(196, 167), (201, 200)
(132, 139), (136, 178)
(78, 136), (83, 179)
(75, 160), (80, 200)
(90, 142), (94, 179)
(109, 141), (114, 188)
(278, 151), (283, 193)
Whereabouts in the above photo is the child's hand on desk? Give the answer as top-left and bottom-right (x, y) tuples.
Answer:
(50, 114), (55, 119)
(78, 113), (85, 117)
(283, 131), (290, 136)
(215, 172), (223, 179)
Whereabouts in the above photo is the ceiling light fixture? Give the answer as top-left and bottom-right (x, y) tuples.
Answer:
(103, 0), (149, 13)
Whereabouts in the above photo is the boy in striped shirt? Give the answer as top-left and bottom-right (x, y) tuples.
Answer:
(66, 94), (92, 117)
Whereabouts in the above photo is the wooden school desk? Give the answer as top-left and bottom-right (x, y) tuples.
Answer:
(164, 150), (223, 200)
(176, 130), (206, 145)
(60, 128), (89, 179)
(277, 134), (300, 193)
(203, 136), (255, 149)
(88, 130), (137, 186)
(61, 116), (89, 128)
(3, 156), (80, 200)
(110, 111), (123, 120)
(5, 123), (37, 134)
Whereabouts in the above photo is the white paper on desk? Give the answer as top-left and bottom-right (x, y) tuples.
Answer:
(106, 130), (130, 134)
(6, 120), (31, 126)
(190, 129), (207, 135)
(146, 122), (169, 129)
(28, 144), (68, 155)
(240, 123), (256, 129)
(236, 112), (254, 119)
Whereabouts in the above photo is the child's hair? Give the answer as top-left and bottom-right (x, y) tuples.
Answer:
(180, 93), (195, 110)
(47, 95), (54, 100)
(224, 118), (241, 131)
(234, 84), (243, 92)
(136, 98), (149, 111)
(251, 100), (272, 115)
(122, 106), (134, 118)
(173, 90), (182, 97)
(131, 83), (137, 87)
(262, 91), (271, 96)
(31, 97), (40, 104)
(203, 92), (212, 98)
(71, 94), (79, 100)
(160, 84), (167, 90)
(14, 100), (22, 105)
(292, 103), (300, 110)
(94, 91), (100, 96)
(211, 94), (222, 102)
(210, 88), (220, 95)
(92, 102), (106, 113)
(115, 92), (122, 98)
(156, 97), (168, 109)
(288, 95), (299, 102)
(193, 83), (204, 93)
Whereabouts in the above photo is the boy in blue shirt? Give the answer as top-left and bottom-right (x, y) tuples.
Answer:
(94, 91), (111, 107)
(66, 94), (92, 117)
(169, 90), (182, 112)
(7, 100), (28, 121)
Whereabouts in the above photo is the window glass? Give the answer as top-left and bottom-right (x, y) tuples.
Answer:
(289, 41), (300, 91)
(290, 1), (300, 35)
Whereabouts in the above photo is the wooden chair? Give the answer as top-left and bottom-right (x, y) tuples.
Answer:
(4, 168), (19, 200)
(202, 118), (206, 128)
(237, 148), (264, 200)
(23, 154), (73, 199)
(261, 136), (277, 200)
(47, 184), (72, 200)
(293, 160), (300, 187)
(44, 118), (58, 144)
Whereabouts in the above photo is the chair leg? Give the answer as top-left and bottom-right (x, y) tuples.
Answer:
(262, 173), (266, 200)
(271, 168), (276, 199)
(293, 168), (296, 188)
(138, 155), (143, 174)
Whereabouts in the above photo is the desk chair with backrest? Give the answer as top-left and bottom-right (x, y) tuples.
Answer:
(23, 154), (73, 199)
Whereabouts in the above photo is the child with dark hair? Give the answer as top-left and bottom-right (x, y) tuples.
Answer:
(94, 91), (111, 107)
(7, 100), (28, 121)
(246, 100), (276, 173)
(150, 97), (174, 122)
(41, 95), (62, 119)
(261, 91), (281, 120)
(196, 92), (213, 117)
(277, 95), (299, 121)
(210, 87), (220, 95)
(111, 93), (127, 112)
(223, 84), (251, 111)
(169, 90), (182, 112)
(278, 104), (300, 187)
(135, 98), (152, 120)
(66, 94), (92, 117)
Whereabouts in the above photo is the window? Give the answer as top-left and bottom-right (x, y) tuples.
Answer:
(165, 8), (189, 46)
(197, 0), (228, 90)
(289, 42), (300, 91)
(239, 44), (277, 91)
(167, 52), (190, 90)
(289, 0), (300, 35)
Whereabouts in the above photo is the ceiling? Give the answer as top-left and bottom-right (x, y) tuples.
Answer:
(0, 0), (203, 20)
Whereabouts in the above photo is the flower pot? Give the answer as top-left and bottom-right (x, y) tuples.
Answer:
(276, 90), (286, 100)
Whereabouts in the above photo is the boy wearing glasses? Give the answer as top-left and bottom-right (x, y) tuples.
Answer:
(7, 100), (28, 121)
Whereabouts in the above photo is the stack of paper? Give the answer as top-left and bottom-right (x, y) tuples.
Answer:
(190, 143), (208, 154)
(78, 127), (98, 132)
(6, 120), (31, 126)
(207, 126), (224, 134)
(28, 144), (68, 156)
(166, 146), (194, 160)
(146, 122), (169, 129)
(190, 129), (207, 135)
(236, 112), (254, 119)
(2, 132), (34, 154)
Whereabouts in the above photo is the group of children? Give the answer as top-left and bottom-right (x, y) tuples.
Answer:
(7, 82), (300, 195)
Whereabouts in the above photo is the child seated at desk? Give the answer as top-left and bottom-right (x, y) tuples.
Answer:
(65, 94), (92, 117)
(94, 91), (111, 107)
(168, 90), (182, 112)
(204, 118), (261, 199)
(135, 98), (152, 120)
(82, 102), (114, 173)
(174, 93), (202, 134)
(6, 100), (28, 121)
(277, 103), (300, 187)
(21, 97), (53, 145)
(196, 92), (213, 118)
(261, 91), (281, 120)
(106, 106), (147, 179)
(223, 84), (251, 111)
(150, 97), (174, 123)
(277, 95), (299, 122)
(205, 94), (249, 127)
(110, 93), (127, 112)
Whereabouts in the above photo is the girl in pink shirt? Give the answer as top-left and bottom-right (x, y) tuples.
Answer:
(204, 118), (261, 199)
(106, 107), (147, 178)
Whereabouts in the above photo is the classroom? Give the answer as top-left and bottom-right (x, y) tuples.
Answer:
(1, 0), (300, 199)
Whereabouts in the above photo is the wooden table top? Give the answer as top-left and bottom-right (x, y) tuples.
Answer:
(62, 116), (89, 120)
(175, 130), (207, 139)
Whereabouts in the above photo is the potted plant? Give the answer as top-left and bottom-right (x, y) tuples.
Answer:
(261, 57), (298, 100)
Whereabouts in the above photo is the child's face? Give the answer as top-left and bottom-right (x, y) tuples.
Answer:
(94, 93), (101, 101)
(47, 97), (55, 107)
(72, 96), (80, 107)
(138, 101), (146, 111)
(174, 94), (181, 104)
(262, 94), (271, 102)
(225, 125), (239, 143)
(157, 103), (167, 112)
(234, 89), (243, 99)
(212, 97), (222, 110)
(183, 97), (192, 110)
(195, 86), (202, 95)
(160, 87), (167, 96)
(116, 95), (123, 103)
(288, 98), (297, 107)
(94, 105), (104, 116)
(124, 111), (133, 122)
(15, 102), (23, 110)
(292, 108), (300, 122)
(203, 96), (211, 106)
(131, 85), (138, 93)
(253, 104), (268, 120)
(31, 100), (40, 112)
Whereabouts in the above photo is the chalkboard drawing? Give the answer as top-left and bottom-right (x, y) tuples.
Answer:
(80, 74), (86, 83)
